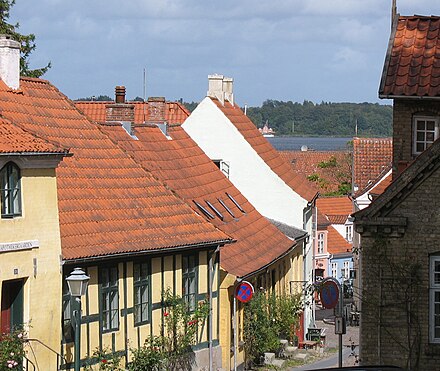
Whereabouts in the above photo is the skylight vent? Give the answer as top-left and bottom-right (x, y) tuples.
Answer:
(205, 200), (224, 220)
(218, 198), (235, 218)
(226, 192), (245, 213)
(193, 200), (215, 219)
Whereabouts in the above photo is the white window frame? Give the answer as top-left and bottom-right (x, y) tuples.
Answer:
(430, 255), (440, 343)
(317, 233), (324, 254)
(343, 261), (350, 279)
(331, 262), (337, 278)
(345, 224), (353, 242)
(413, 116), (439, 156)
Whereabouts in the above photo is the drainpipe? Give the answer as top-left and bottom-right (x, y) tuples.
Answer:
(208, 246), (220, 371)
(232, 278), (242, 371)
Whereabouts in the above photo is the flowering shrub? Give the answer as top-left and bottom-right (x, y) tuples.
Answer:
(83, 347), (123, 371)
(128, 290), (209, 371)
(0, 329), (26, 371)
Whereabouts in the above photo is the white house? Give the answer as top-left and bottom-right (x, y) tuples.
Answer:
(183, 74), (319, 333)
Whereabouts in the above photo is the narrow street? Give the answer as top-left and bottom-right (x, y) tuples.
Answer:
(289, 320), (359, 370)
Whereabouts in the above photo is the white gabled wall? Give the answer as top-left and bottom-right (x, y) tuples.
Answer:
(183, 97), (306, 229)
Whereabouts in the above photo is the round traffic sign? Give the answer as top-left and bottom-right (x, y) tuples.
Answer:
(320, 280), (339, 309)
(235, 281), (254, 303)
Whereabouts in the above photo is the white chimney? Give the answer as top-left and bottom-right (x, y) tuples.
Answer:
(223, 77), (234, 105)
(0, 35), (20, 90)
(207, 74), (224, 104)
(207, 74), (234, 105)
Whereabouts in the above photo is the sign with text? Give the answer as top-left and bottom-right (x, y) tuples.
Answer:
(0, 240), (39, 253)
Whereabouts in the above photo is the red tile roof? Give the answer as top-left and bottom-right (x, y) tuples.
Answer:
(279, 150), (351, 195)
(353, 137), (392, 194)
(211, 99), (318, 201)
(379, 15), (440, 98)
(327, 225), (352, 255)
(317, 196), (352, 216)
(0, 118), (68, 154)
(75, 101), (190, 125)
(0, 78), (230, 260)
(99, 122), (296, 278)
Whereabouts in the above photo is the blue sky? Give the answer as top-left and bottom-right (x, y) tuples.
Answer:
(11, 0), (439, 106)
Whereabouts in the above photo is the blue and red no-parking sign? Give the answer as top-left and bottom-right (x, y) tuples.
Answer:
(319, 279), (339, 309)
(235, 281), (254, 303)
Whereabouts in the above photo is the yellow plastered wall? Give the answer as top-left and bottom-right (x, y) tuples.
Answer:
(0, 167), (63, 369)
(220, 251), (301, 370)
(63, 249), (219, 369)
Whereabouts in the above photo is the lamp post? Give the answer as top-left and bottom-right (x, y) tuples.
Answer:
(66, 268), (90, 371)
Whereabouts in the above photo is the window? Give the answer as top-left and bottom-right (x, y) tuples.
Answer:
(343, 261), (350, 279)
(331, 263), (337, 278)
(345, 225), (353, 242)
(317, 233), (325, 254)
(100, 266), (119, 332)
(0, 162), (21, 218)
(430, 255), (440, 343)
(134, 262), (150, 326)
(213, 160), (230, 178)
(62, 281), (73, 343)
(413, 116), (439, 155)
(182, 254), (198, 312)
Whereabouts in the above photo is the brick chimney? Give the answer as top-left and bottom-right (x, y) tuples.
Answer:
(207, 74), (234, 105)
(0, 35), (20, 90)
(105, 86), (135, 122)
(147, 97), (166, 123)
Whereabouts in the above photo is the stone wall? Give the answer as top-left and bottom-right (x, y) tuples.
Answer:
(359, 165), (440, 370)
(392, 99), (440, 176)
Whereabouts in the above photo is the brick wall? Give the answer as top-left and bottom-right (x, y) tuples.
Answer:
(392, 99), (440, 177)
(359, 166), (440, 370)
(105, 103), (135, 122)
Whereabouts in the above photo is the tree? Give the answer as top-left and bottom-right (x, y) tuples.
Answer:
(0, 0), (51, 77)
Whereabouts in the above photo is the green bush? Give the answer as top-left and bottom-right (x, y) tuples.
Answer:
(128, 289), (209, 371)
(243, 292), (303, 366)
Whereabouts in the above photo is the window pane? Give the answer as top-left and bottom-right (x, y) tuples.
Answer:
(427, 132), (435, 142)
(417, 132), (425, 141)
(416, 120), (425, 130)
(416, 143), (425, 152)
(427, 121), (435, 131)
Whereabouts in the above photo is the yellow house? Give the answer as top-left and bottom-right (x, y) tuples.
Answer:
(77, 91), (308, 370)
(0, 117), (69, 368)
(0, 37), (232, 370)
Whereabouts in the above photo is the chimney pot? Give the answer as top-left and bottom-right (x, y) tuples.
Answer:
(115, 86), (126, 103)
(0, 34), (20, 90)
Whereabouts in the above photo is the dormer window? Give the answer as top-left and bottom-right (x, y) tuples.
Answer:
(413, 116), (439, 156)
(0, 162), (21, 218)
(345, 224), (353, 242)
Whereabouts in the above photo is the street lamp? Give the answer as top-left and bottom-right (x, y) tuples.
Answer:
(66, 268), (90, 371)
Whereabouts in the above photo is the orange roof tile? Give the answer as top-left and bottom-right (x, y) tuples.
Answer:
(353, 137), (392, 194)
(99, 121), (296, 278)
(0, 77), (230, 260)
(317, 196), (353, 222)
(380, 15), (440, 98)
(327, 225), (352, 255)
(75, 101), (190, 125)
(0, 118), (68, 154)
(211, 99), (318, 201)
(279, 150), (351, 195)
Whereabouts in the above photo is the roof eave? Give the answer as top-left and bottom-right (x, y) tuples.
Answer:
(379, 94), (440, 100)
(63, 238), (233, 264)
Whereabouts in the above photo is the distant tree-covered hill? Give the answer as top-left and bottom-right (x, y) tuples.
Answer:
(184, 100), (392, 137)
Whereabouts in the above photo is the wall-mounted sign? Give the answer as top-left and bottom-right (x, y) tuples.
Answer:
(235, 281), (254, 303)
(319, 279), (339, 309)
(0, 240), (39, 253)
